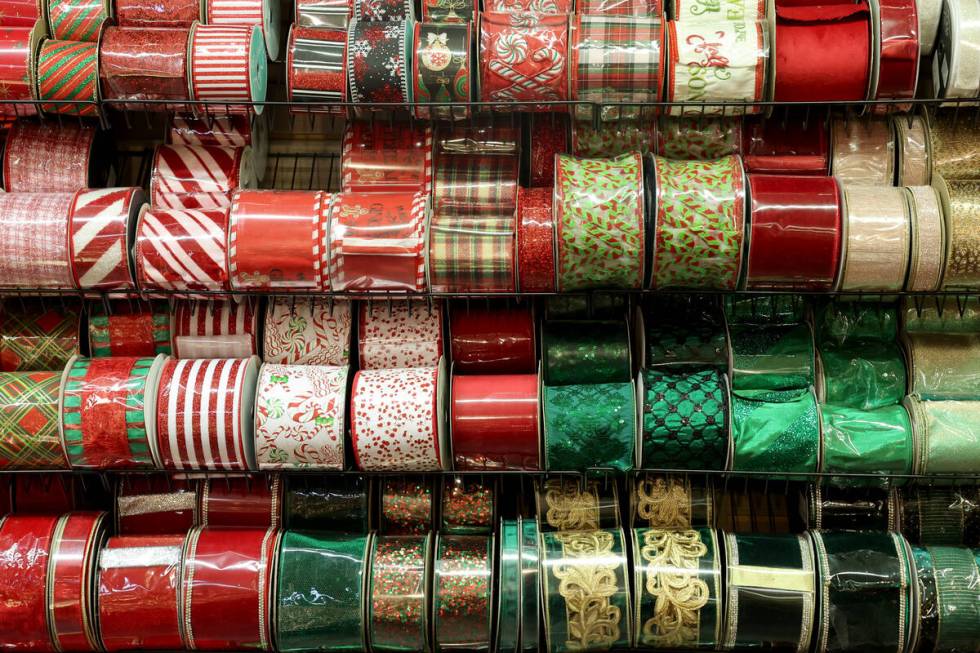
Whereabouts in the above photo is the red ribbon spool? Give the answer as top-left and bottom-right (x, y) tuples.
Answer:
(741, 116), (830, 175)
(199, 476), (282, 529)
(0, 514), (59, 650)
(875, 0), (919, 102)
(451, 373), (540, 470)
(449, 303), (536, 374)
(48, 512), (108, 652)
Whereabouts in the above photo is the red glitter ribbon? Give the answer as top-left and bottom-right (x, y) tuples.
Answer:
(200, 476), (282, 528)
(48, 512), (108, 652)
(0, 514), (59, 650)
(115, 0), (200, 25)
(452, 373), (540, 470)
(3, 121), (95, 192)
(449, 303), (536, 373)
(287, 25), (347, 111)
(99, 27), (191, 110)
(528, 115), (568, 187)
(517, 186), (556, 292)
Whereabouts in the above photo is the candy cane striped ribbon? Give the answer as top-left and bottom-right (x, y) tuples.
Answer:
(205, 0), (278, 60)
(134, 206), (230, 293)
(150, 144), (246, 210)
(189, 24), (259, 111)
(69, 187), (143, 292)
(172, 299), (258, 358)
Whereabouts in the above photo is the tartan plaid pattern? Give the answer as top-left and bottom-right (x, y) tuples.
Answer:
(572, 15), (663, 120)
(0, 303), (81, 372)
(429, 213), (516, 292)
(432, 153), (519, 213)
(576, 0), (660, 15)
(0, 372), (68, 470)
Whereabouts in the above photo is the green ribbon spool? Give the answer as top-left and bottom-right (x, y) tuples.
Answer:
(821, 404), (913, 484)
(544, 295), (628, 320)
(543, 320), (631, 386)
(276, 531), (370, 651)
(902, 297), (980, 334)
(904, 487), (980, 546)
(641, 368), (729, 470)
(731, 388), (820, 474)
(520, 517), (539, 653)
(497, 520), (520, 653)
(908, 333), (980, 400)
(540, 528), (631, 653)
(730, 324), (815, 392)
(912, 545), (939, 653)
(283, 476), (370, 532)
(928, 546), (980, 652)
(906, 398), (980, 479)
(543, 382), (636, 472)
(369, 534), (430, 652)
(643, 297), (727, 368)
(812, 531), (913, 653)
(725, 295), (806, 326)
(815, 301), (899, 344)
(633, 527), (721, 650)
(820, 341), (907, 410)
(434, 535), (493, 651)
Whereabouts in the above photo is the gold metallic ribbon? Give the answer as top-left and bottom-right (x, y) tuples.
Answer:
(929, 111), (980, 179)
(940, 178), (980, 288)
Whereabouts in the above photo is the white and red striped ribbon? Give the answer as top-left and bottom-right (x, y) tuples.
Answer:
(155, 357), (257, 470)
(189, 24), (259, 111)
(69, 187), (144, 292)
(134, 206), (230, 294)
(205, 0), (279, 60)
(172, 299), (258, 358)
(150, 144), (251, 210)
(168, 115), (252, 148)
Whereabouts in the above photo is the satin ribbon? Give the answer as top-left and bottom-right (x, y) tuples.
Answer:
(47, 512), (108, 652)
(434, 535), (493, 650)
(517, 186), (556, 292)
(369, 535), (430, 652)
(931, 0), (980, 100)
(838, 185), (911, 291)
(450, 303), (535, 373)
(0, 371), (69, 470)
(520, 517), (540, 652)
(741, 115), (830, 174)
(730, 388), (820, 474)
(263, 298), (351, 365)
(543, 381), (636, 472)
(451, 373), (540, 470)
(907, 333), (980, 400)
(3, 121), (95, 192)
(99, 27), (191, 110)
(283, 476), (370, 532)
(542, 319), (631, 385)
(358, 301), (443, 369)
(0, 193), (75, 290)
(831, 118), (896, 186)
(940, 178), (980, 288)
(874, 0), (919, 102)
(441, 477), (495, 534)
(0, 301), (80, 371)
(199, 476), (281, 529)
(341, 121), (432, 194)
(0, 515), (60, 649)
(906, 185), (945, 291)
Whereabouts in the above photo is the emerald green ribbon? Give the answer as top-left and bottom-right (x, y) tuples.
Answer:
(820, 341), (907, 410)
(821, 404), (913, 484)
(731, 389), (820, 474)
(928, 546), (980, 652)
(543, 320), (631, 386)
(520, 517), (539, 652)
(730, 324), (815, 392)
(498, 520), (520, 653)
(815, 302), (899, 345)
(544, 382), (636, 472)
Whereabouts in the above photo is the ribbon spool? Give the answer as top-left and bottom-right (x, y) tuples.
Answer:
(479, 12), (570, 109)
(433, 535), (493, 651)
(368, 534), (431, 652)
(115, 475), (199, 534)
(830, 118), (896, 186)
(902, 296), (980, 333)
(0, 300), (81, 372)
(895, 115), (932, 186)
(573, 120), (657, 157)
(902, 486), (980, 544)
(276, 532), (370, 652)
(729, 320), (815, 391)
(46, 0), (108, 40)
(228, 189), (323, 290)
(542, 319), (631, 385)
(928, 111), (980, 180)
(571, 15), (662, 121)
(286, 25), (347, 112)
(47, 512), (109, 652)
(11, 474), (83, 512)
(540, 529), (631, 653)
(633, 528), (723, 650)
(441, 477), (496, 533)
(413, 22), (471, 120)
(450, 303), (535, 373)
(924, 546), (980, 650)
(421, 0), (473, 21)
(744, 174), (842, 290)
(327, 191), (428, 292)
(171, 299), (259, 358)
(577, 0), (659, 15)
(379, 477), (434, 533)
(931, 0), (980, 100)
(255, 363), (348, 469)
(0, 23), (43, 117)
(204, 0), (280, 61)
(938, 178), (980, 289)
(666, 19), (768, 117)
(631, 474), (714, 530)
(154, 356), (259, 471)
(519, 517), (540, 652)
(188, 24), (268, 113)
(346, 19), (413, 109)
(497, 520), (520, 652)
(741, 114), (829, 174)
(871, 0), (919, 105)
(543, 381), (636, 472)
(0, 193), (74, 290)
(0, 515), (60, 649)
(3, 121), (98, 192)
(451, 373), (540, 470)
(0, 0), (43, 26)
(134, 206), (231, 296)
(295, 0), (350, 28)
(652, 155), (746, 289)
(820, 404), (914, 480)
(168, 114), (269, 179)
(528, 115), (568, 188)
(838, 185), (911, 291)
(555, 152), (645, 291)
(482, 0), (568, 12)
(61, 355), (166, 470)
(150, 144), (255, 210)
(730, 388), (821, 474)
(0, 371), (68, 469)
(911, 546), (940, 653)
(283, 476), (370, 532)
(264, 297), (352, 365)
(97, 534), (187, 650)
(353, 0), (413, 19)
(906, 397), (980, 478)
(535, 477), (621, 531)
(181, 527), (279, 650)
(906, 333), (980, 399)
(341, 121), (432, 194)
(807, 485), (899, 531)
(811, 532), (915, 653)
(644, 297), (728, 368)
(820, 341), (907, 411)
(919, 0), (943, 55)
(350, 362), (447, 471)
(640, 368), (730, 471)
(36, 39), (101, 117)
(99, 27), (191, 110)
(69, 188), (145, 293)
(115, 0), (200, 25)
(724, 533), (816, 650)
(517, 186), (556, 292)
(657, 117), (741, 160)
(358, 301), (443, 369)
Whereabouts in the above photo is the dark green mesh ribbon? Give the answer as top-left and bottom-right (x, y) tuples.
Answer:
(544, 382), (636, 472)
(543, 320), (631, 386)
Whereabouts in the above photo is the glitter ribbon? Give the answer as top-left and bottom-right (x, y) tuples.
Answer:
(379, 477), (433, 533)
(895, 115), (931, 185)
(730, 388), (820, 475)
(0, 26), (41, 117)
(369, 535), (430, 652)
(36, 39), (100, 116)
(906, 185), (945, 292)
(940, 178), (980, 289)
(517, 186), (556, 292)
(433, 535), (492, 650)
(287, 25), (347, 110)
(99, 27), (191, 110)
(543, 381), (636, 472)
(929, 111), (980, 180)
(441, 477), (495, 534)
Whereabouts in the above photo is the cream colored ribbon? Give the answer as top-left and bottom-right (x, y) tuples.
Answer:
(840, 185), (911, 291)
(906, 185), (945, 292)
(832, 118), (896, 186)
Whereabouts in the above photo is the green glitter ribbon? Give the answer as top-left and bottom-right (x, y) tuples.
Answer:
(434, 535), (493, 650)
(820, 404), (913, 485)
(928, 546), (980, 652)
(730, 324), (815, 392)
(730, 388), (820, 474)
(906, 398), (980, 478)
(820, 341), (907, 410)
(276, 531), (370, 651)
(641, 368), (729, 470)
(498, 520), (520, 653)
(542, 320), (631, 386)
(441, 478), (495, 534)
(812, 531), (912, 653)
(380, 477), (433, 534)
(283, 476), (370, 532)
(369, 535), (430, 652)
(520, 517), (539, 653)
(540, 528), (631, 653)
(543, 382), (636, 472)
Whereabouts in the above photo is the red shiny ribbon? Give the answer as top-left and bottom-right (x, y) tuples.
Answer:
(451, 373), (540, 470)
(449, 303), (536, 374)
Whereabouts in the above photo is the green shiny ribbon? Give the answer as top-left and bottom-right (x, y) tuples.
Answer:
(730, 324), (815, 392)
(544, 382), (636, 472)
(283, 477), (370, 532)
(641, 368), (729, 470)
(928, 546), (980, 652)
(543, 320), (631, 386)
(902, 297), (980, 334)
(498, 520), (520, 653)
(908, 333), (980, 400)
(540, 528), (631, 653)
(276, 531), (369, 652)
(907, 399), (980, 478)
(821, 404), (913, 484)
(814, 301), (899, 344)
(725, 295), (806, 326)
(820, 341), (907, 410)
(520, 517), (539, 653)
(731, 389), (820, 474)
(369, 535), (430, 652)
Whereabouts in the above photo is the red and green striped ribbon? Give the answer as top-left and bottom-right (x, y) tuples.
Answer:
(37, 39), (99, 116)
(47, 0), (107, 42)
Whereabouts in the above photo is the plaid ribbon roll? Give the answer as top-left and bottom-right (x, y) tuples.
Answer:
(3, 121), (95, 192)
(36, 39), (100, 116)
(99, 27), (191, 111)
(46, 0), (107, 40)
(47, 512), (108, 652)
(0, 193), (75, 289)
(429, 213), (516, 293)
(413, 22), (471, 120)
(205, 0), (281, 60)
(479, 12), (570, 108)
(88, 300), (172, 357)
(570, 15), (663, 121)
(287, 25), (347, 111)
(188, 24), (267, 113)
(576, 0), (659, 14)
(69, 188), (144, 292)
(0, 301), (81, 371)
(62, 356), (163, 470)
(263, 297), (352, 365)
(358, 301), (444, 369)
(347, 20), (413, 107)
(150, 144), (254, 210)
(0, 26), (40, 117)
(341, 121), (432, 193)
(432, 152), (519, 214)
(134, 206), (231, 295)
(327, 191), (428, 292)
(155, 357), (258, 471)
(554, 152), (645, 290)
(172, 299), (258, 358)
(0, 371), (68, 470)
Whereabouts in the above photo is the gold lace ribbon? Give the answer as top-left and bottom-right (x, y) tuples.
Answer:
(639, 530), (709, 647)
(542, 479), (602, 531)
(552, 530), (623, 651)
(635, 475), (692, 529)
